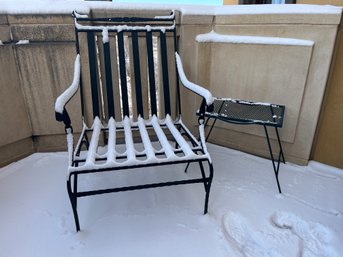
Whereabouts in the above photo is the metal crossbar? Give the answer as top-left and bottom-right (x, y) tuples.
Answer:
(201, 98), (285, 193)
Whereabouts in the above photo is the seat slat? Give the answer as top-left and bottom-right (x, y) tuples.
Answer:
(165, 115), (193, 157)
(151, 116), (174, 159)
(123, 116), (136, 162)
(85, 117), (102, 166)
(137, 117), (155, 160)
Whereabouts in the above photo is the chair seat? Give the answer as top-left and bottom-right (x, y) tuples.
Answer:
(69, 115), (210, 174)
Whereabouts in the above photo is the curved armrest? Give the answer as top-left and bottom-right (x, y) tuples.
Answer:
(175, 52), (214, 122)
(175, 52), (214, 106)
(55, 54), (81, 128)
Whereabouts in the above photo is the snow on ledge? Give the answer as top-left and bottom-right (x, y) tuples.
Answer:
(16, 40), (30, 45)
(0, 1), (341, 16)
(196, 31), (314, 47)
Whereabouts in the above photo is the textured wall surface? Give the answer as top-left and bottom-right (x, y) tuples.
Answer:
(0, 7), (341, 167)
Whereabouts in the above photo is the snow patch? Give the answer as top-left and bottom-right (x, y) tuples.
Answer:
(16, 40), (29, 45)
(196, 30), (314, 47)
(271, 211), (338, 257)
(222, 212), (284, 257)
(154, 10), (175, 19)
(0, 40), (3, 45)
(0, 143), (342, 256)
(102, 27), (109, 44)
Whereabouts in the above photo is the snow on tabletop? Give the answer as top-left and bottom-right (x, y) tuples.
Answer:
(196, 30), (314, 47)
(0, 144), (342, 257)
(175, 52), (214, 106)
(55, 54), (80, 114)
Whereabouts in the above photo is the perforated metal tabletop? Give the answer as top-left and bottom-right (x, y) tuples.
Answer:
(205, 98), (285, 128)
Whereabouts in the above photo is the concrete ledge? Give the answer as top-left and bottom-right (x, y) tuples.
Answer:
(215, 13), (342, 25)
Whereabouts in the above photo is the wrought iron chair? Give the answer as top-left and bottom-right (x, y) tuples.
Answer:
(54, 11), (214, 231)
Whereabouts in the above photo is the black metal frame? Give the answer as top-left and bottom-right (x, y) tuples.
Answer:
(55, 11), (214, 231)
(201, 98), (285, 193)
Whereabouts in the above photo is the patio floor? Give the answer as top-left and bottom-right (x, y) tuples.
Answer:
(0, 143), (342, 257)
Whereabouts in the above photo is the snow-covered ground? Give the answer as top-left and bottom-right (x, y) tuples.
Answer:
(0, 144), (342, 257)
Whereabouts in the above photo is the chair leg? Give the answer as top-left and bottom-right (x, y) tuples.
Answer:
(67, 174), (81, 232)
(263, 125), (282, 194)
(184, 162), (190, 173)
(275, 127), (285, 164)
(205, 117), (217, 141)
(198, 161), (207, 191)
(204, 161), (214, 214)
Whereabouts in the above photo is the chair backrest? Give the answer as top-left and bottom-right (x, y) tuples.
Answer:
(73, 11), (180, 125)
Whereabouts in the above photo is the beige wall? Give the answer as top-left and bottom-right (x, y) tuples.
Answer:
(311, 20), (343, 168)
(0, 15), (34, 166)
(0, 8), (342, 168)
(223, 0), (239, 4)
(295, 0), (343, 168)
(180, 12), (340, 165)
(297, 0), (343, 4)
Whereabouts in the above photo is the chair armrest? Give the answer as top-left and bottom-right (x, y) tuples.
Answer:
(175, 52), (214, 106)
(54, 54), (81, 128)
(175, 52), (214, 122)
(55, 54), (81, 115)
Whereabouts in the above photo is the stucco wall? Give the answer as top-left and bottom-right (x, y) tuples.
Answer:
(179, 12), (340, 165)
(0, 6), (341, 167)
(295, 0), (343, 168)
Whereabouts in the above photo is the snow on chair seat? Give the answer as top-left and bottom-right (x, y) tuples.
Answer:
(69, 115), (210, 173)
(54, 11), (214, 232)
